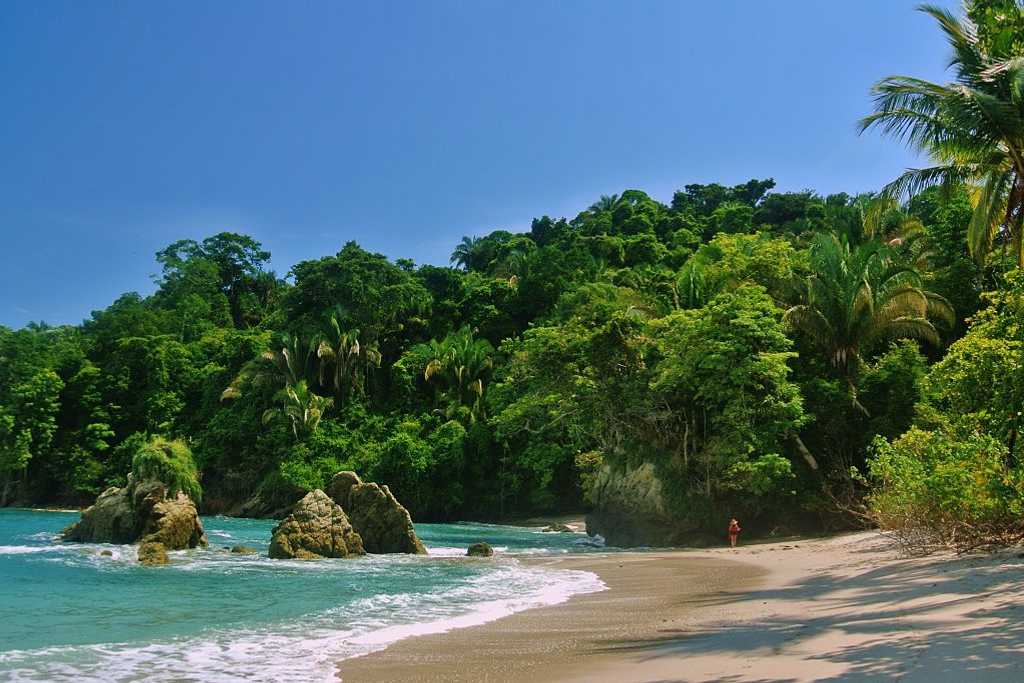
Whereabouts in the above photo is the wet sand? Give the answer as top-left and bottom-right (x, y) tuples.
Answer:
(337, 551), (765, 682)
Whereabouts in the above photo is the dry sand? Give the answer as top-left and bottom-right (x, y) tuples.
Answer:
(338, 532), (1024, 682)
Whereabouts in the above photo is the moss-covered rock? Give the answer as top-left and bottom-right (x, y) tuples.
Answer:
(62, 437), (207, 552)
(268, 490), (365, 560)
(62, 476), (207, 550)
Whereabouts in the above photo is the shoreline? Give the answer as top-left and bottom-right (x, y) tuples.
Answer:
(338, 532), (1024, 682)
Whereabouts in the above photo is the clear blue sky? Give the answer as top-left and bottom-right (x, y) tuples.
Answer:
(1, 0), (957, 329)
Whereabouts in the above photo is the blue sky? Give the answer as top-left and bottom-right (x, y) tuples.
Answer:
(1, 0), (957, 329)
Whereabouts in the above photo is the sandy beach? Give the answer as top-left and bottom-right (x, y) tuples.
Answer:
(338, 532), (1024, 682)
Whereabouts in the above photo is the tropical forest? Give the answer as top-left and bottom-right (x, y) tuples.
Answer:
(3, 2), (1024, 553)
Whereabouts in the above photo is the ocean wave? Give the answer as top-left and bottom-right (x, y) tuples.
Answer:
(0, 560), (605, 682)
(0, 545), (60, 555)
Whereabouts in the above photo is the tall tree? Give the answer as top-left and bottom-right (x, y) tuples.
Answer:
(784, 233), (954, 410)
(316, 308), (382, 406)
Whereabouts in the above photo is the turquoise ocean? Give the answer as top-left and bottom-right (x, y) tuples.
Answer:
(0, 509), (606, 682)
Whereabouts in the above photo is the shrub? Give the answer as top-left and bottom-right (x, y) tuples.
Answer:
(131, 436), (203, 503)
(867, 428), (1023, 552)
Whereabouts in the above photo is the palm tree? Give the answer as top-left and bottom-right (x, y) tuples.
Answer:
(862, 196), (937, 272)
(784, 233), (954, 411)
(221, 332), (317, 400)
(450, 236), (483, 270)
(860, 4), (1024, 266)
(261, 380), (333, 440)
(588, 194), (620, 213)
(316, 309), (382, 406)
(417, 327), (494, 422)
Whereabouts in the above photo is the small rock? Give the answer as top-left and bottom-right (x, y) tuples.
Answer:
(542, 523), (574, 533)
(230, 545), (257, 554)
(467, 542), (493, 557)
(99, 549), (113, 557)
(138, 541), (169, 565)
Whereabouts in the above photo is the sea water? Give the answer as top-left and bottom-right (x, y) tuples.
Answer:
(0, 509), (606, 682)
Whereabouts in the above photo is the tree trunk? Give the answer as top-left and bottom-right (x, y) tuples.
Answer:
(790, 434), (820, 471)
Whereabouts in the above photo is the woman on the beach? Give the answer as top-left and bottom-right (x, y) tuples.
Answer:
(727, 518), (741, 548)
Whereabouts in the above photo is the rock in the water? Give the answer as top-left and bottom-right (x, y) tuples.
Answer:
(230, 545), (257, 554)
(466, 542), (493, 557)
(63, 486), (136, 544)
(344, 482), (427, 555)
(99, 550), (113, 557)
(326, 471), (363, 510)
(268, 490), (365, 560)
(542, 523), (574, 533)
(62, 476), (207, 550)
(138, 541), (169, 565)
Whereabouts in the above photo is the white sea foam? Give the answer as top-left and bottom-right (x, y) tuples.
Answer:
(0, 557), (606, 682)
(0, 545), (59, 555)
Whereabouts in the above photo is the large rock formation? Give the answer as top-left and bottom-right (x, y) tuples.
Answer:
(62, 475), (207, 552)
(327, 471), (427, 555)
(268, 489), (365, 559)
(585, 461), (688, 547)
(62, 485), (136, 544)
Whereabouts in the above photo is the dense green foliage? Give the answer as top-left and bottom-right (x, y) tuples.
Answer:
(862, 1), (1024, 549)
(0, 173), (983, 534)
(1, 1), (1022, 546)
(131, 436), (203, 503)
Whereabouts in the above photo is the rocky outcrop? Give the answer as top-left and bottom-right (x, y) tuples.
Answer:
(268, 490), (365, 559)
(138, 541), (169, 565)
(542, 523), (574, 533)
(467, 542), (493, 557)
(585, 461), (688, 548)
(62, 485), (136, 544)
(327, 472), (427, 555)
(326, 471), (362, 509)
(62, 475), (208, 555)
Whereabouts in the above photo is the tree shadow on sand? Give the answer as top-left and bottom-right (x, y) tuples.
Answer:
(590, 550), (1024, 681)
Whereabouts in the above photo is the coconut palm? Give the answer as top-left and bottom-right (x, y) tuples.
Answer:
(450, 236), (483, 271)
(862, 196), (937, 272)
(261, 380), (333, 440)
(221, 332), (317, 400)
(588, 194), (621, 213)
(784, 233), (954, 411)
(860, 4), (1024, 266)
(316, 309), (382, 406)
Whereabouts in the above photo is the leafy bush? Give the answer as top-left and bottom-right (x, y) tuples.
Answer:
(131, 436), (203, 503)
(867, 428), (1023, 552)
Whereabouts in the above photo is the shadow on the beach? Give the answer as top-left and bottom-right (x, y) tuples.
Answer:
(591, 550), (1024, 681)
